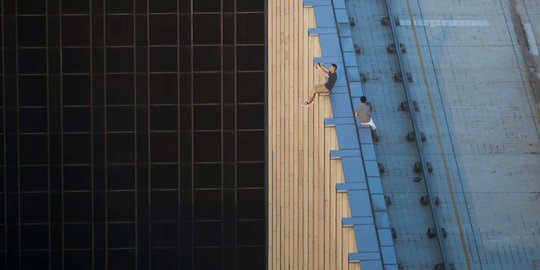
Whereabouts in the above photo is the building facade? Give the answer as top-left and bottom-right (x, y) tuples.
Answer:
(0, 0), (265, 269)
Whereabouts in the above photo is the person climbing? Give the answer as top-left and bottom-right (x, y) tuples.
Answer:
(355, 96), (379, 142)
(302, 63), (338, 107)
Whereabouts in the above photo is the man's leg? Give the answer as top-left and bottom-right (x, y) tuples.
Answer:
(368, 119), (378, 142)
(308, 91), (317, 103)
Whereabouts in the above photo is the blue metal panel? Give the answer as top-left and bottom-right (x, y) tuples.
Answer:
(344, 52), (356, 67)
(348, 252), (380, 261)
(371, 194), (387, 212)
(324, 117), (354, 126)
(333, 0), (346, 9)
(381, 246), (398, 264)
(377, 229), (393, 246)
(354, 224), (380, 252)
(329, 93), (353, 117)
(358, 127), (374, 144)
(304, 0), (332, 7)
(314, 6), (336, 27)
(336, 182), (367, 192)
(341, 37), (355, 53)
(360, 261), (384, 270)
(319, 34), (342, 56)
(346, 66), (361, 82)
(348, 190), (372, 217)
(329, 149), (360, 159)
(349, 81), (363, 97)
(341, 157), (366, 182)
(338, 23), (352, 37)
(361, 144), (376, 160)
(375, 212), (390, 229)
(308, 27), (337, 36)
(342, 217), (373, 226)
(313, 56), (342, 64)
(364, 160), (380, 177)
(367, 177), (383, 194)
(335, 8), (349, 23)
(335, 125), (360, 150)
(330, 86), (348, 94)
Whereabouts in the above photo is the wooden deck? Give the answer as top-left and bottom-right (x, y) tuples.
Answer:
(268, 1), (359, 269)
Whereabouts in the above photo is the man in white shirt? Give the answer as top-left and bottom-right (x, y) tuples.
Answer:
(354, 96), (378, 142)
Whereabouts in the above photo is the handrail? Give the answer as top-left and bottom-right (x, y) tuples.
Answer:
(383, 1), (451, 269)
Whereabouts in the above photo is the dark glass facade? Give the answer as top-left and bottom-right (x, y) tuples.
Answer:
(0, 0), (265, 269)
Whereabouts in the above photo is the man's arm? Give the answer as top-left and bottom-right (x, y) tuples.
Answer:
(315, 64), (329, 78)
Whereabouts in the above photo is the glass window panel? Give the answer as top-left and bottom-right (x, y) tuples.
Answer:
(108, 191), (135, 221)
(237, 221), (265, 245)
(237, 13), (264, 44)
(149, 15), (177, 45)
(193, 14), (221, 44)
(107, 133), (135, 163)
(237, 189), (264, 219)
(237, 45), (264, 71)
(19, 108), (47, 133)
(108, 223), (135, 247)
(237, 104), (264, 129)
(194, 163), (221, 188)
(105, 15), (134, 46)
(150, 191), (178, 220)
(237, 131), (264, 161)
(150, 73), (177, 104)
(20, 193), (48, 223)
(65, 251), (92, 270)
(107, 106), (135, 131)
(105, 0), (133, 13)
(150, 105), (178, 131)
(180, 132), (192, 162)
(237, 162), (264, 188)
(193, 73), (220, 103)
(64, 224), (92, 249)
(223, 105), (235, 130)
(193, 132), (221, 162)
(20, 134), (48, 165)
(21, 252), (48, 270)
(106, 48), (134, 72)
(151, 164), (178, 189)
(194, 248), (221, 269)
(223, 72), (235, 103)
(18, 0), (46, 14)
(179, 73), (191, 105)
(63, 48), (90, 73)
(64, 192), (92, 222)
(19, 75), (47, 106)
(62, 15), (90, 46)
(193, 46), (220, 71)
(179, 105), (192, 132)
(63, 107), (91, 133)
(19, 49), (46, 74)
(19, 16), (46, 46)
(64, 134), (92, 164)
(150, 132), (178, 163)
(61, 0), (90, 13)
(21, 225), (48, 250)
(223, 14), (234, 45)
(20, 166), (48, 191)
(150, 47), (177, 72)
(108, 165), (135, 190)
(108, 250), (136, 270)
(223, 0), (234, 12)
(237, 247), (265, 269)
(151, 222), (178, 247)
(237, 72), (264, 103)
(223, 133), (235, 162)
(63, 75), (91, 105)
(193, 0), (220, 12)
(194, 105), (221, 130)
(151, 249), (178, 269)
(64, 165), (92, 191)
(194, 221), (221, 246)
(237, 0), (264, 12)
(149, 0), (177, 13)
(106, 74), (134, 105)
(194, 190), (221, 220)
(179, 46), (192, 72)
